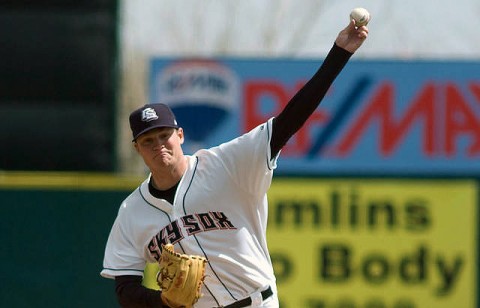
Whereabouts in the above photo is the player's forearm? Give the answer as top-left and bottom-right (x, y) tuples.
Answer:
(115, 275), (164, 307)
(270, 43), (352, 156)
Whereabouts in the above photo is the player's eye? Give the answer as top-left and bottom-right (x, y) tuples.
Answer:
(160, 133), (171, 140)
(160, 130), (174, 140)
(140, 139), (154, 147)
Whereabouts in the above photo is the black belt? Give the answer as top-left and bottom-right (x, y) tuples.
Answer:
(223, 286), (273, 308)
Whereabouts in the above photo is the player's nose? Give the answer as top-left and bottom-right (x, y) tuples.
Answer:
(151, 138), (163, 150)
(152, 136), (167, 150)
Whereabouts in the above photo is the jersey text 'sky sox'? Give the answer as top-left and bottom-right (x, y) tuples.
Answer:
(102, 119), (279, 307)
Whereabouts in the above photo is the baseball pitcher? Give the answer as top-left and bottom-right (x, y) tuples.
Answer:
(101, 18), (369, 307)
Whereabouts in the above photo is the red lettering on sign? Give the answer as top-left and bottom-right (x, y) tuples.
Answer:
(445, 83), (480, 156)
(390, 83), (435, 156)
(244, 79), (480, 158)
(335, 82), (435, 157)
(244, 80), (329, 155)
(244, 81), (288, 129)
(469, 82), (480, 105)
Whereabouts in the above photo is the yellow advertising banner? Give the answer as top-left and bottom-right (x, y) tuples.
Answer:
(267, 179), (477, 308)
(143, 179), (477, 308)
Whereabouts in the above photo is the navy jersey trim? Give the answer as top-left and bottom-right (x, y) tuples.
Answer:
(138, 186), (171, 218)
(181, 156), (198, 215)
(266, 122), (274, 171)
(103, 267), (144, 274)
(180, 156), (237, 305)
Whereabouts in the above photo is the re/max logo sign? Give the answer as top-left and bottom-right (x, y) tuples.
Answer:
(150, 59), (480, 175)
(243, 63), (480, 173)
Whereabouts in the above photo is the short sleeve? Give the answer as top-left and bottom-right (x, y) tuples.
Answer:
(100, 202), (147, 279)
(212, 118), (278, 196)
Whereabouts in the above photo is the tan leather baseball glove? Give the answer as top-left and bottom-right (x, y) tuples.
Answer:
(157, 243), (208, 308)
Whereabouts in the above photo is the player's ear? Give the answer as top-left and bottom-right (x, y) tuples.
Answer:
(177, 128), (185, 145)
(133, 141), (140, 153)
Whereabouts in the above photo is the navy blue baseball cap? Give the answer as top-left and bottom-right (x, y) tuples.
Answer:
(129, 103), (179, 141)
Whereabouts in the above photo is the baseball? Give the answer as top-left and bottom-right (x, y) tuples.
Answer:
(350, 7), (370, 27)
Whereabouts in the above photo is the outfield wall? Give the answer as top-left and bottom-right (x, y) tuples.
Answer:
(1, 173), (476, 307)
(0, 173), (143, 307)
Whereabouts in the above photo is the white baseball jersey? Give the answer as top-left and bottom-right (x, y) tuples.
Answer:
(101, 118), (279, 307)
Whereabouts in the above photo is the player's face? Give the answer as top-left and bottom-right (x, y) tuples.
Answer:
(134, 127), (184, 169)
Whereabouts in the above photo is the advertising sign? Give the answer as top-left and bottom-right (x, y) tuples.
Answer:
(149, 58), (480, 175)
(267, 179), (477, 308)
(142, 179), (476, 307)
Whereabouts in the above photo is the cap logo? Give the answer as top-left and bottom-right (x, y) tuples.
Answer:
(142, 108), (159, 122)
